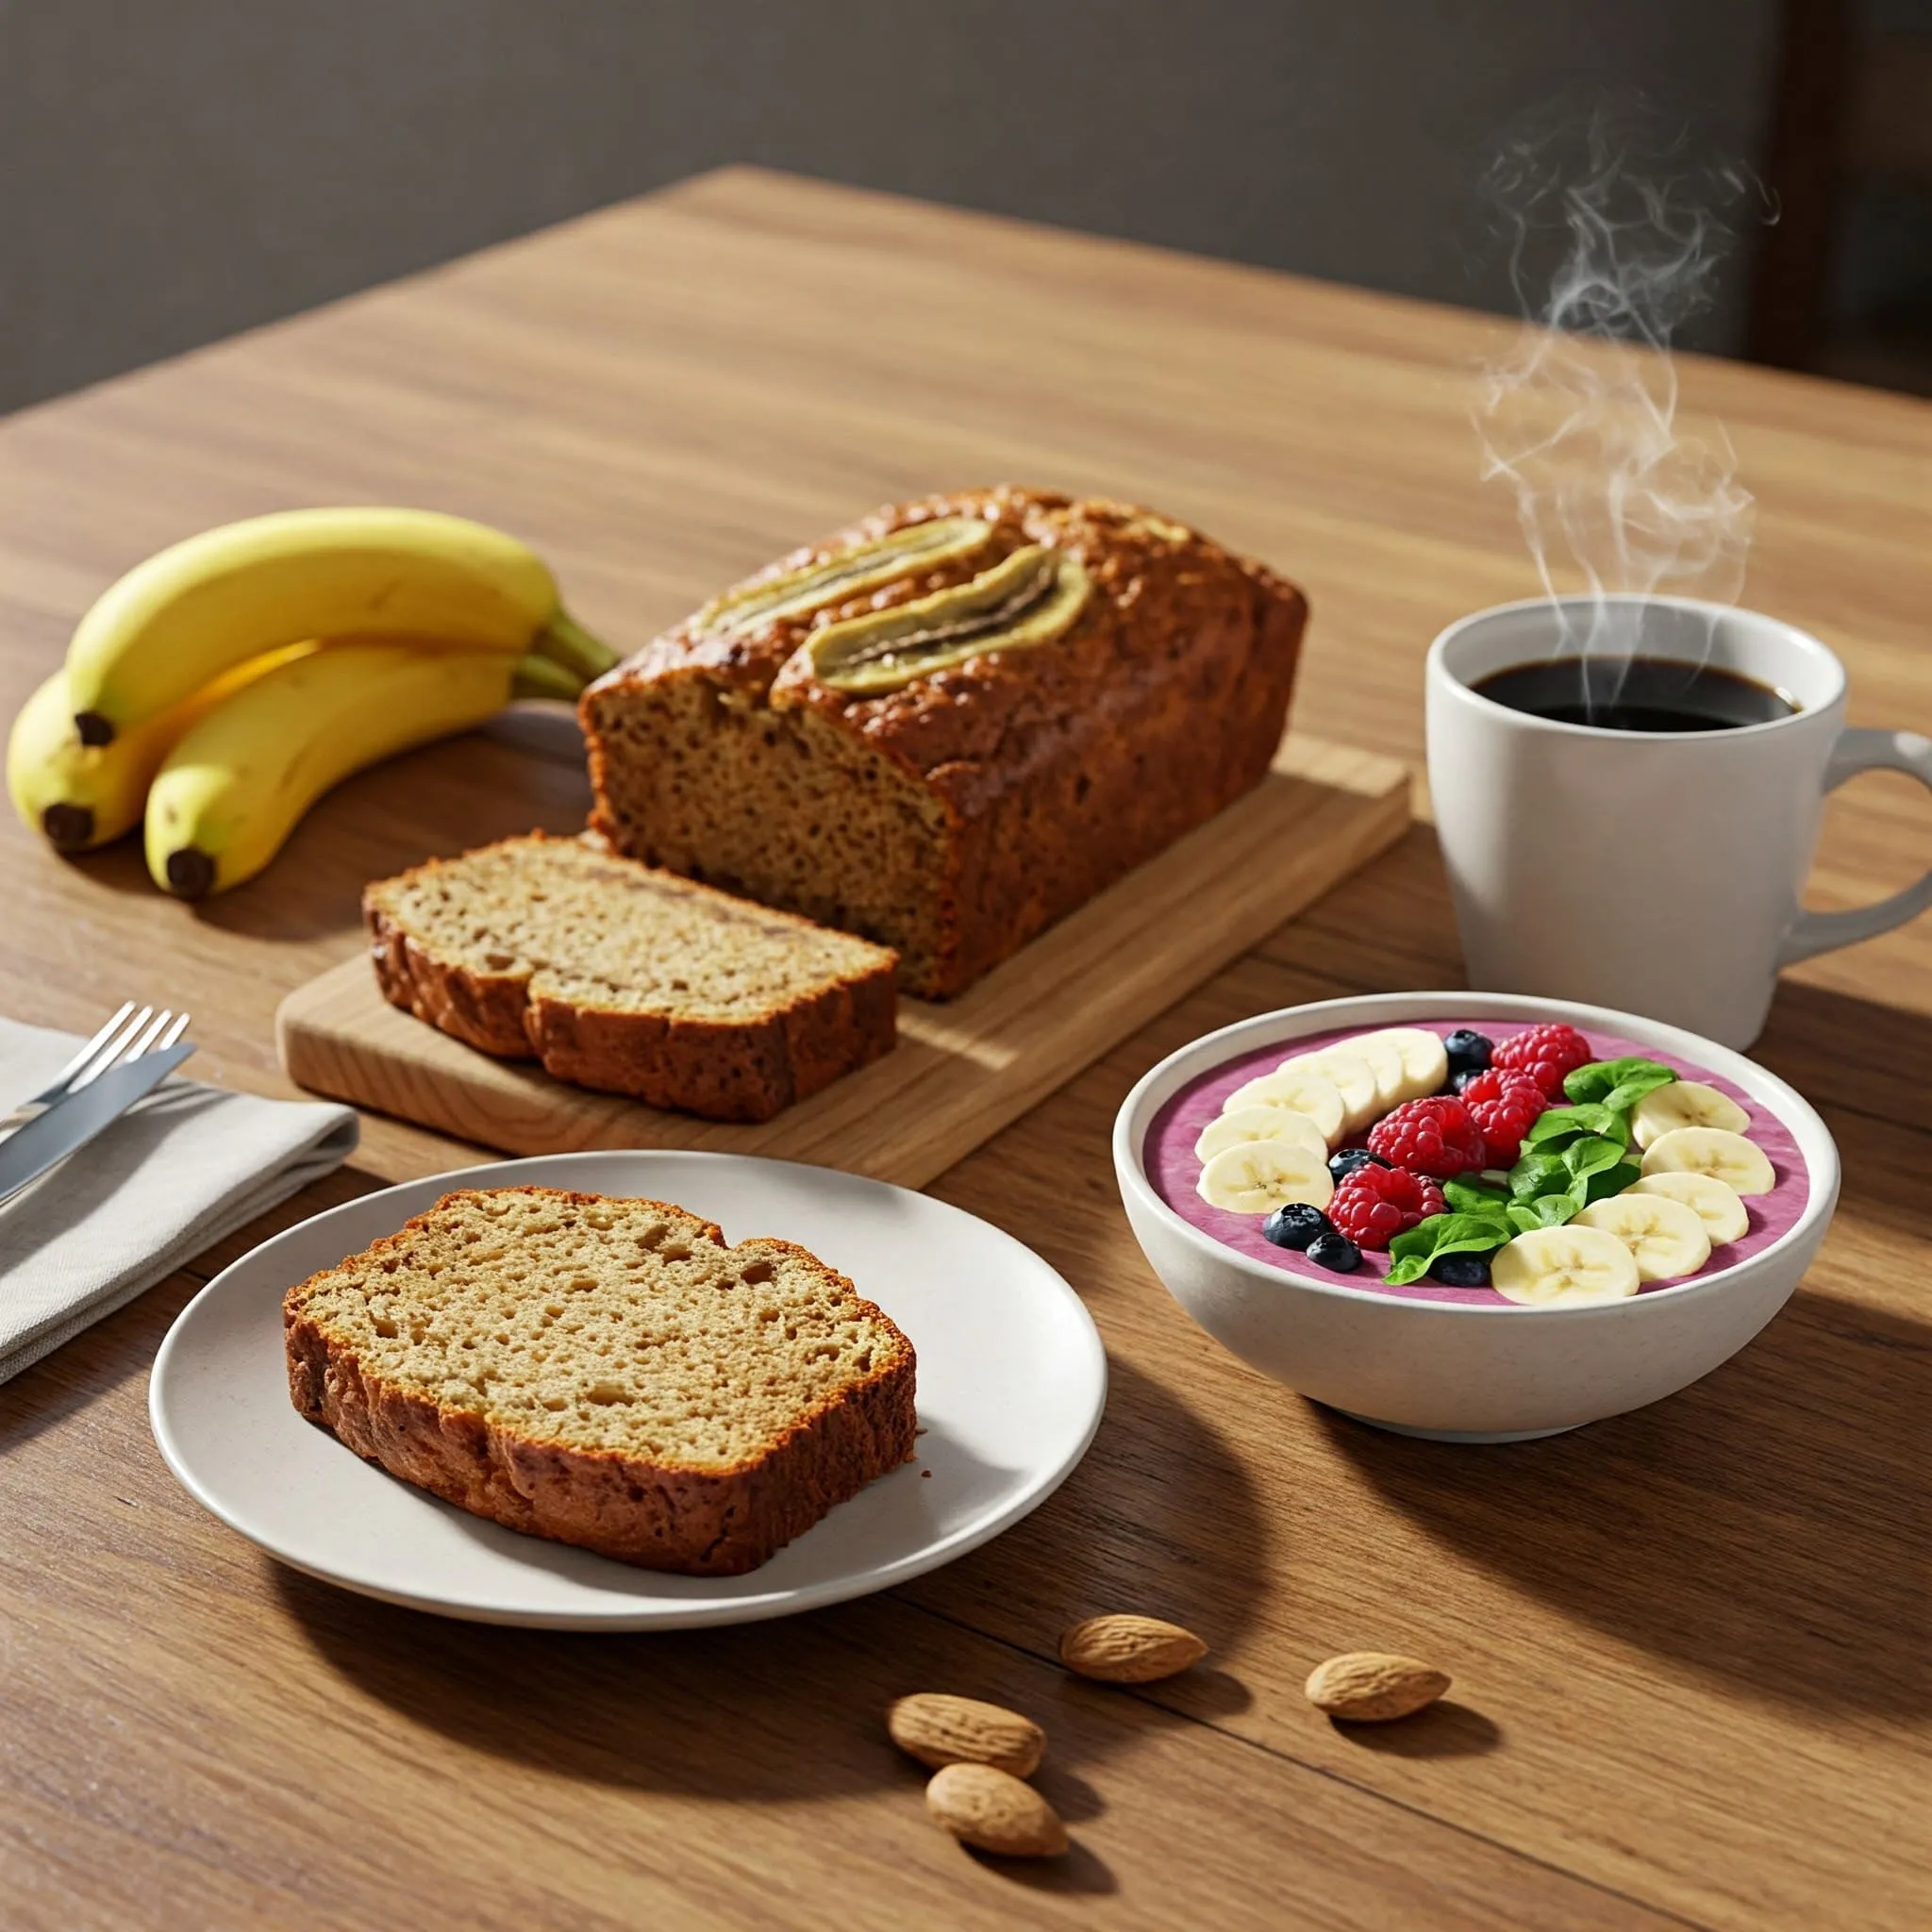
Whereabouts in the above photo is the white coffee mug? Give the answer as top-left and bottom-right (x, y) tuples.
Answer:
(1426, 594), (1932, 1047)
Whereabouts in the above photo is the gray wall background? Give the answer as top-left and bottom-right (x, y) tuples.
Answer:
(0, 1), (1781, 417)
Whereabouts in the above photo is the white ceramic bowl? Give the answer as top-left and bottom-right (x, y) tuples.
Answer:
(1114, 992), (1839, 1442)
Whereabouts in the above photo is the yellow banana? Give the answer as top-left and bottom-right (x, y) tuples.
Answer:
(68, 507), (614, 744)
(143, 642), (563, 897)
(8, 645), (319, 852)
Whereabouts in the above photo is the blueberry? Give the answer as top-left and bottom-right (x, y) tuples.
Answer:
(1263, 1202), (1331, 1251)
(1430, 1250), (1492, 1287)
(1442, 1028), (1493, 1078)
(1328, 1146), (1392, 1185)
(1306, 1230), (1363, 1273)
(1448, 1068), (1485, 1096)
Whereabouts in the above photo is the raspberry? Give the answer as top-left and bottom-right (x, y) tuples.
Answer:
(1329, 1164), (1447, 1251)
(1459, 1068), (1548, 1165)
(1491, 1023), (1593, 1100)
(1366, 1095), (1489, 1178)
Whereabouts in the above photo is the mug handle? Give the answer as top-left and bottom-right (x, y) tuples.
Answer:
(1780, 727), (1932, 965)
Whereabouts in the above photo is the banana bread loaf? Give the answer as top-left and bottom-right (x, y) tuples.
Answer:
(364, 833), (896, 1122)
(582, 487), (1307, 997)
(284, 1186), (918, 1574)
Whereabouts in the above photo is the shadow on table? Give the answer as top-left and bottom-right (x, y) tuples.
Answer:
(1322, 1134), (1932, 1718)
(275, 1562), (988, 1794)
(272, 1561), (1133, 1884)
(44, 715), (591, 943)
(272, 1354), (1249, 1890)
(49, 836), (158, 901)
(972, 1839), (1118, 1896)
(1754, 975), (1932, 1130)
(889, 1352), (1273, 1709)
(1320, 1701), (1503, 1760)
(187, 726), (591, 944)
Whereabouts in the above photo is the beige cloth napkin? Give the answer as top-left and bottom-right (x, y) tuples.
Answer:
(0, 1017), (358, 1385)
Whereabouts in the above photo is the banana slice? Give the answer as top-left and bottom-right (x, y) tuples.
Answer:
(1353, 1026), (1450, 1105)
(1630, 1079), (1751, 1149)
(1275, 1049), (1380, 1135)
(1640, 1126), (1775, 1197)
(1630, 1171), (1750, 1246)
(1222, 1068), (1346, 1147)
(1490, 1226), (1641, 1307)
(1196, 1139), (1336, 1216)
(1194, 1106), (1329, 1165)
(1339, 1030), (1408, 1111)
(1572, 1192), (1712, 1283)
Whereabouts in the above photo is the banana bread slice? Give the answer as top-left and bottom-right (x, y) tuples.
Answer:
(581, 486), (1307, 997)
(364, 833), (896, 1122)
(284, 1186), (918, 1574)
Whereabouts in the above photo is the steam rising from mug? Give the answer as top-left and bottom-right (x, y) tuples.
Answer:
(1474, 104), (1768, 671)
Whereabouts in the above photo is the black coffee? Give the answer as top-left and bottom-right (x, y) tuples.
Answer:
(1473, 656), (1798, 732)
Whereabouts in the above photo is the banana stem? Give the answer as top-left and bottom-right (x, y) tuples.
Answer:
(510, 654), (587, 703)
(533, 608), (620, 682)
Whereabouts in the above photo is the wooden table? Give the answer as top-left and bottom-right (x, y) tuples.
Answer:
(2, 168), (1927, 1931)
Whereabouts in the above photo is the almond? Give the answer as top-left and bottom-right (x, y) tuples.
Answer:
(1059, 1612), (1208, 1684)
(924, 1763), (1068, 1858)
(887, 1693), (1045, 1777)
(1304, 1651), (1451, 1722)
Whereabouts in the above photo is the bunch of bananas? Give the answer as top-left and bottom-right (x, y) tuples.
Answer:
(6, 508), (615, 897)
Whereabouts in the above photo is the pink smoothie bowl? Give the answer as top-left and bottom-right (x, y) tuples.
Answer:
(1112, 991), (1840, 1442)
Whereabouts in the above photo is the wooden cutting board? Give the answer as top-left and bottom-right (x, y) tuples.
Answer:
(276, 734), (1408, 1189)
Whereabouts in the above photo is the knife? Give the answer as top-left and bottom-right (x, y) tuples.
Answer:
(0, 1041), (197, 1207)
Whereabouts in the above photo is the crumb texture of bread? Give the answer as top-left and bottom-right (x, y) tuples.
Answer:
(581, 486), (1307, 997)
(283, 1187), (918, 1574)
(363, 834), (897, 1122)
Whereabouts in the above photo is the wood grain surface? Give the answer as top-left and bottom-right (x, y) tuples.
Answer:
(0, 167), (1927, 1931)
(278, 735), (1406, 1182)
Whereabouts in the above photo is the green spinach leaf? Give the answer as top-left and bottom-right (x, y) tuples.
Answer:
(1507, 1194), (1580, 1234)
(1581, 1159), (1642, 1203)
(1604, 1071), (1676, 1113)
(1443, 1177), (1511, 1219)
(1564, 1057), (1676, 1108)
(1384, 1212), (1514, 1287)
(1507, 1149), (1574, 1201)
(1524, 1103), (1630, 1151)
(1562, 1136), (1628, 1186)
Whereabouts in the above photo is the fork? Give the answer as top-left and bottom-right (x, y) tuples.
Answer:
(3, 1002), (194, 1136)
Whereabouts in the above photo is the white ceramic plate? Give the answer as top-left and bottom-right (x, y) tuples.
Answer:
(150, 1151), (1107, 1629)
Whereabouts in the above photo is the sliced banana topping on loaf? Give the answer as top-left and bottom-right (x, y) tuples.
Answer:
(695, 516), (996, 640)
(808, 545), (1091, 695)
